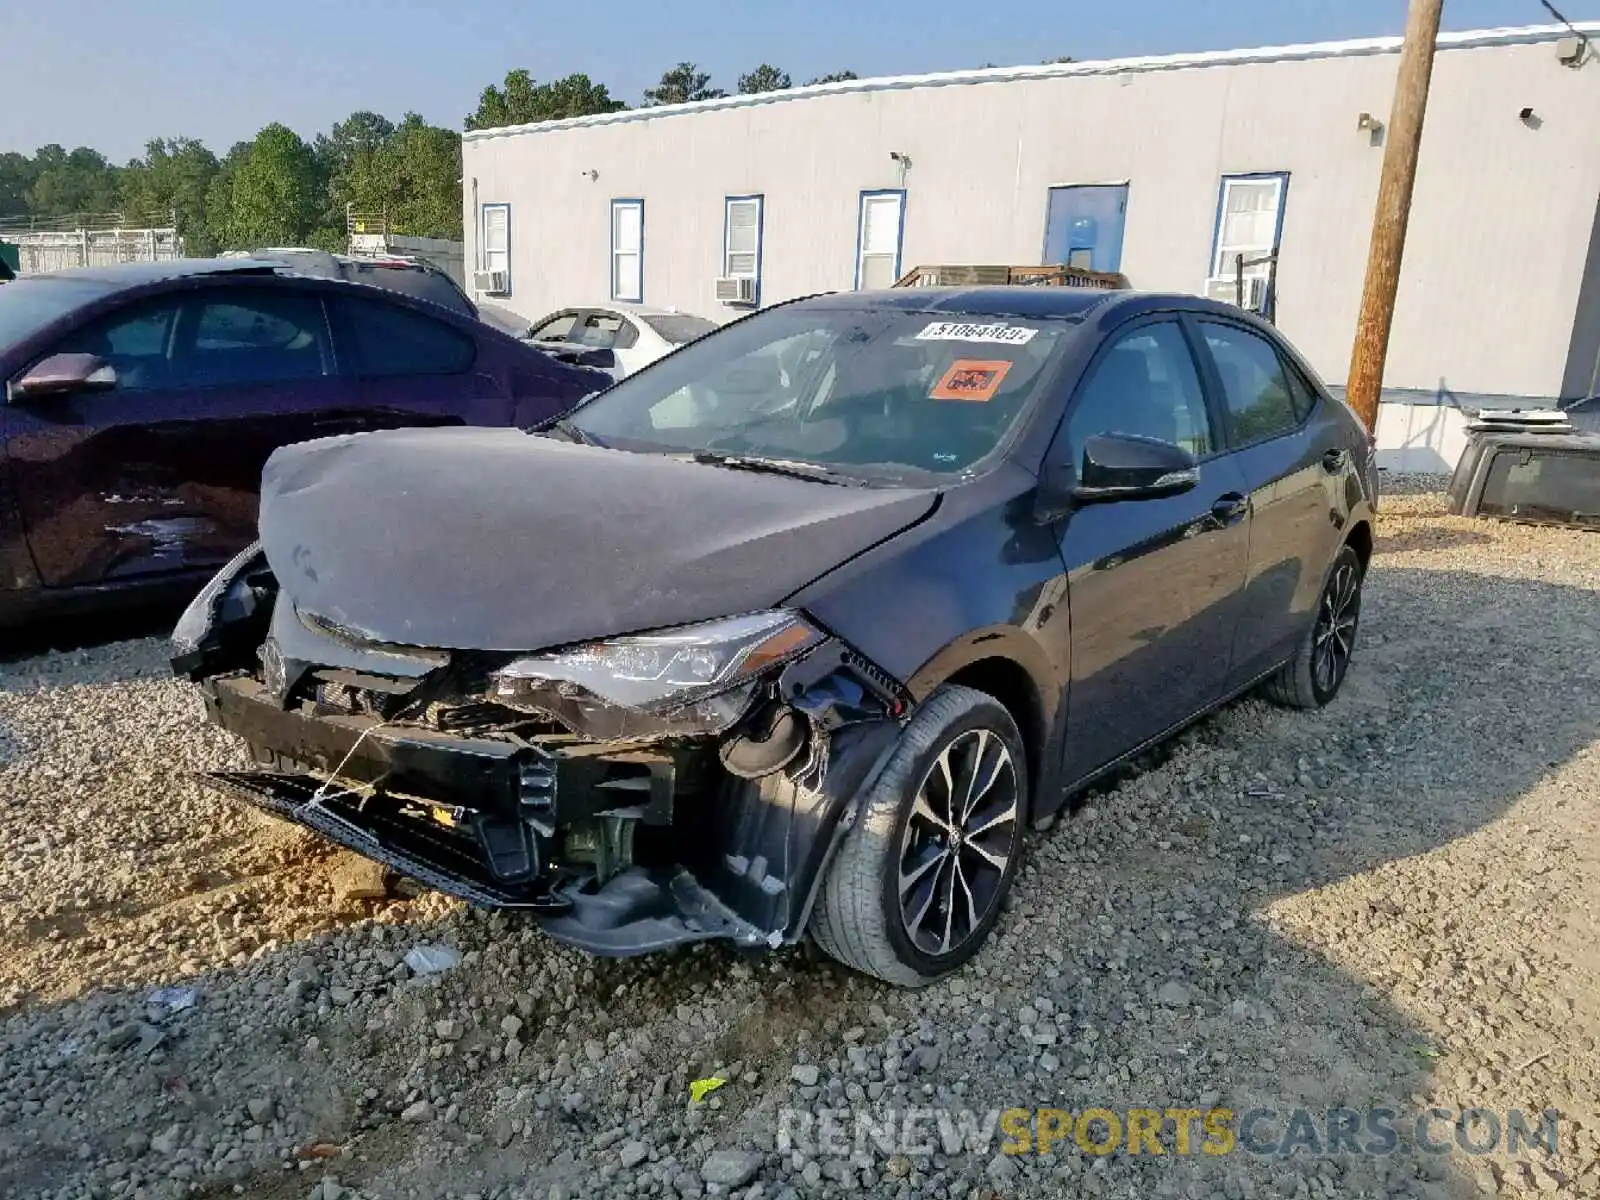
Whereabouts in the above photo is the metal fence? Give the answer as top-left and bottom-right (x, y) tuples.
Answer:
(0, 213), (184, 273)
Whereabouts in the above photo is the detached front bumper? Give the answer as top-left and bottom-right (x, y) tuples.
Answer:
(198, 660), (904, 956)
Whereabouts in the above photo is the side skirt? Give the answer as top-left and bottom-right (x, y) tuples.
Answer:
(1049, 657), (1296, 810)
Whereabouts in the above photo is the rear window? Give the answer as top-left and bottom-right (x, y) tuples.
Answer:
(1477, 447), (1600, 528)
(641, 314), (718, 344)
(0, 277), (113, 350)
(336, 296), (477, 377)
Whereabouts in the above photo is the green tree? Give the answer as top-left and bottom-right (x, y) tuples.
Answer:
(737, 64), (792, 94)
(1043, 55), (1076, 64)
(314, 110), (395, 227)
(214, 124), (320, 249)
(120, 137), (221, 250)
(804, 70), (858, 85)
(643, 62), (724, 106)
(366, 114), (463, 240)
(0, 151), (39, 217)
(465, 70), (625, 130)
(28, 145), (123, 216)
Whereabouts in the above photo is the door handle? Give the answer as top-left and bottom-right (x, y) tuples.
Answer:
(1210, 493), (1250, 525)
(1322, 448), (1350, 473)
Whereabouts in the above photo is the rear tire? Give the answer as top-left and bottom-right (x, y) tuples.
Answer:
(1263, 543), (1364, 709)
(810, 685), (1027, 986)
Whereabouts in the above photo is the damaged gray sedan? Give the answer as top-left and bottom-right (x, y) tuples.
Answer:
(173, 288), (1376, 985)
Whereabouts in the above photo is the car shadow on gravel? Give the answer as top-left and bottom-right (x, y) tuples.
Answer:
(1, 565), (1596, 1200)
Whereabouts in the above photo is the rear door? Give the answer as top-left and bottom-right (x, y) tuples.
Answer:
(329, 292), (518, 431)
(4, 281), (351, 588)
(1054, 317), (1252, 780)
(1191, 318), (1348, 686)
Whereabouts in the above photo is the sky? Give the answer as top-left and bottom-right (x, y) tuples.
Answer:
(5, 0), (1598, 162)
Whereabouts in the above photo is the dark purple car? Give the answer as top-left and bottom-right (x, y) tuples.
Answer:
(0, 258), (605, 627)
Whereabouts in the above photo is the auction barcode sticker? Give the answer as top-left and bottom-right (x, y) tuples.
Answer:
(915, 321), (1039, 346)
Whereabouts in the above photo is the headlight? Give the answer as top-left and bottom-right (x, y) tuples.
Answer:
(491, 610), (823, 739)
(171, 541), (268, 656)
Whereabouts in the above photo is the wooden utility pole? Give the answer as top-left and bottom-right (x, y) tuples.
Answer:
(1345, 0), (1444, 432)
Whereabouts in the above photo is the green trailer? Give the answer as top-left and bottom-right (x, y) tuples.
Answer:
(0, 240), (18, 281)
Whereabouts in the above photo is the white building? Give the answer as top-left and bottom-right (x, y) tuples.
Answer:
(462, 23), (1600, 470)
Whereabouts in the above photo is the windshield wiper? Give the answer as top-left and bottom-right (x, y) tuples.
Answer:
(687, 450), (862, 485)
(542, 417), (605, 447)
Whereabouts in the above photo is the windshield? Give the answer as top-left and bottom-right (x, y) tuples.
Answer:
(569, 306), (1075, 478)
(641, 313), (719, 344)
(0, 277), (111, 350)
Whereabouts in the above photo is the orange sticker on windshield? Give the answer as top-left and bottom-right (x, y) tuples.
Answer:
(929, 359), (1013, 402)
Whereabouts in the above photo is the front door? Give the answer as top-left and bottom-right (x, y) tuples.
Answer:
(1052, 318), (1251, 782)
(1043, 185), (1128, 273)
(3, 284), (352, 588)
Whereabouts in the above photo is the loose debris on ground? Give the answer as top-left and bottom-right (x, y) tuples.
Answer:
(3, 478), (1598, 1199)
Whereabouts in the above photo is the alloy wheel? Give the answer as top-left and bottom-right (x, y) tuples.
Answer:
(1313, 560), (1361, 695)
(896, 728), (1019, 956)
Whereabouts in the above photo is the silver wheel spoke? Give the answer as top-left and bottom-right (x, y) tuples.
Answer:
(965, 839), (1010, 871)
(898, 847), (945, 897)
(939, 854), (960, 952)
(966, 802), (1016, 839)
(904, 855), (945, 934)
(956, 729), (989, 823)
(911, 790), (948, 833)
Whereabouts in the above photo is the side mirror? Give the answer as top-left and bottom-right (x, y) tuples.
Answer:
(1073, 433), (1198, 503)
(10, 353), (116, 402)
(552, 346), (616, 370)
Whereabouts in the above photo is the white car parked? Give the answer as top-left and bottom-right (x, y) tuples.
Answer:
(522, 304), (720, 380)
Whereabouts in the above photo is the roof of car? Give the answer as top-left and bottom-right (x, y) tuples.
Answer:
(791, 287), (1222, 320)
(31, 258), (289, 285)
(1466, 429), (1600, 452)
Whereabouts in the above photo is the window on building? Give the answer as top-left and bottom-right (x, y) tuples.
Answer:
(1198, 320), (1302, 445)
(1210, 174), (1287, 283)
(611, 199), (644, 303)
(856, 190), (905, 289)
(723, 195), (763, 303)
(480, 203), (510, 293)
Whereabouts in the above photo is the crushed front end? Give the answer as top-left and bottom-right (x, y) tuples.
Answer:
(172, 545), (910, 957)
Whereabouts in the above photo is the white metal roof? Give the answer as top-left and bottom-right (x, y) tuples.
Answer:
(462, 22), (1598, 144)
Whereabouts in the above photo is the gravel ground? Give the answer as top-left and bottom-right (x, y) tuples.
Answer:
(3, 488), (1598, 1200)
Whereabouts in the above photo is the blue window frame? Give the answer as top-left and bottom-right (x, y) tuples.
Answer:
(854, 189), (906, 289)
(1042, 184), (1128, 272)
(611, 198), (644, 303)
(1208, 172), (1290, 283)
(722, 194), (764, 306)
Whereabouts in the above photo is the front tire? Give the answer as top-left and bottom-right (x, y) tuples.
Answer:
(810, 685), (1027, 986)
(1263, 543), (1364, 709)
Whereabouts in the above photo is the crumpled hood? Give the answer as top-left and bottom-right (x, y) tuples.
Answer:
(257, 427), (937, 652)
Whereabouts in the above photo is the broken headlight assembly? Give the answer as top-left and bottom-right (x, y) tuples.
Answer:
(490, 610), (823, 740)
(171, 541), (273, 674)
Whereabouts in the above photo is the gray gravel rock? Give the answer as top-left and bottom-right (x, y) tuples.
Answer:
(700, 1149), (763, 1187)
(3, 499), (1600, 1200)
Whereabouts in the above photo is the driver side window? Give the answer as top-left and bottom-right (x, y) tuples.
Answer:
(1063, 321), (1212, 473)
(52, 301), (180, 393)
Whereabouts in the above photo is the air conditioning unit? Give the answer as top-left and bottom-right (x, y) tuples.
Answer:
(1204, 275), (1268, 311)
(714, 276), (757, 305)
(473, 269), (510, 296)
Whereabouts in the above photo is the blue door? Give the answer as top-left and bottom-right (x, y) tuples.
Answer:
(1043, 185), (1128, 273)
